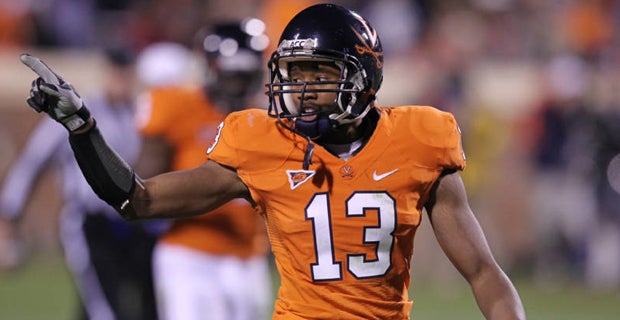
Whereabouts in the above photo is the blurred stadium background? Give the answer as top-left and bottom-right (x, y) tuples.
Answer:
(1, 0), (620, 319)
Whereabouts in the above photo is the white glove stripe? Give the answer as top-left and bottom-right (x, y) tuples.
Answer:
(20, 54), (61, 85)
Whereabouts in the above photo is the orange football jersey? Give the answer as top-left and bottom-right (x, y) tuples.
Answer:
(207, 106), (466, 319)
(137, 86), (266, 258)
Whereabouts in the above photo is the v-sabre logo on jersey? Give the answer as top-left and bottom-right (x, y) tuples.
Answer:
(287, 169), (316, 190)
(372, 168), (399, 181)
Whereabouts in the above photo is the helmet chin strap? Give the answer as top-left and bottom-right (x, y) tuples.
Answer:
(288, 108), (368, 170)
(294, 115), (338, 170)
(302, 138), (315, 170)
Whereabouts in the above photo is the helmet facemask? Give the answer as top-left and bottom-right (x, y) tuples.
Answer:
(266, 51), (375, 140)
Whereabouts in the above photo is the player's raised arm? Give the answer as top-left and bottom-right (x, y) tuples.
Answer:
(19, 54), (248, 220)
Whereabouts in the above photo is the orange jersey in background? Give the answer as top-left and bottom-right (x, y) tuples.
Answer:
(207, 106), (466, 319)
(136, 86), (267, 258)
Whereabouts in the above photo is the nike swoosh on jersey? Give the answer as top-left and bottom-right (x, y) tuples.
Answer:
(372, 168), (399, 181)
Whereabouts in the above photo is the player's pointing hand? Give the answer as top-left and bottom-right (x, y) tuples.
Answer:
(20, 53), (91, 132)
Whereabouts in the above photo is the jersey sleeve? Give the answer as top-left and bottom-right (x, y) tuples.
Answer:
(406, 106), (466, 171)
(206, 109), (276, 171)
(438, 111), (466, 171)
(206, 112), (242, 169)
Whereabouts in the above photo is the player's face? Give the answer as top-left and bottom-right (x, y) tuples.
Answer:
(288, 61), (340, 121)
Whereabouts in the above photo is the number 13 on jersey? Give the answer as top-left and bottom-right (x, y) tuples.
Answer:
(306, 191), (396, 281)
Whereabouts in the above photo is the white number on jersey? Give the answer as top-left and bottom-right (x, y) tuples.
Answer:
(306, 192), (396, 281)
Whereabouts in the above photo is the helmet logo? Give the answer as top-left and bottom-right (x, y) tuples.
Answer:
(278, 38), (318, 52)
(350, 14), (383, 69)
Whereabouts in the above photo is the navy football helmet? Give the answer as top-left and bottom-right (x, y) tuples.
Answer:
(266, 4), (384, 139)
(197, 18), (269, 111)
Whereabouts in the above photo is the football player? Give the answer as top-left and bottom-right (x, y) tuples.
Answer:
(19, 4), (525, 319)
(134, 20), (272, 320)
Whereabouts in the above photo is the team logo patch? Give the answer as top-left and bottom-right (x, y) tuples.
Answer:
(287, 169), (316, 190)
(339, 165), (355, 180)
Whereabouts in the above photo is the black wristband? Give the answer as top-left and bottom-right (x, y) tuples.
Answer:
(61, 105), (91, 132)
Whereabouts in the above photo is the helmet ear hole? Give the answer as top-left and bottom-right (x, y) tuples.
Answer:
(347, 89), (375, 119)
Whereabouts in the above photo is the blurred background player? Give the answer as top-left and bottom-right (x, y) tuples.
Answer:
(134, 41), (197, 90)
(133, 19), (272, 320)
(0, 49), (162, 320)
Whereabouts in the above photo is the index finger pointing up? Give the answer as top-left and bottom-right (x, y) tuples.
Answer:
(19, 53), (62, 85)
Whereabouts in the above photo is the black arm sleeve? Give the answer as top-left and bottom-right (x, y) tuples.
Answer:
(68, 121), (140, 219)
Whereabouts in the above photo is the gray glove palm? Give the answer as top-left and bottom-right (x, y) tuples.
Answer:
(20, 54), (91, 132)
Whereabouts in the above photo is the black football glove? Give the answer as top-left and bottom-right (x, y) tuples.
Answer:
(20, 53), (91, 132)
